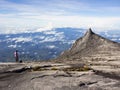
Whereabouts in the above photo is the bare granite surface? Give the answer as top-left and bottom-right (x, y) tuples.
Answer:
(0, 62), (120, 90)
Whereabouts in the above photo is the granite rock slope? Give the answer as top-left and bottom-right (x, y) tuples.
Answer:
(57, 28), (120, 63)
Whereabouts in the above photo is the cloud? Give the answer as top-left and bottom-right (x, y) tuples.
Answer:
(1, 0), (120, 16)
(0, 0), (120, 31)
(0, 14), (120, 32)
(8, 44), (17, 48)
(46, 45), (56, 49)
(23, 15), (120, 30)
(40, 31), (64, 43)
(6, 37), (33, 43)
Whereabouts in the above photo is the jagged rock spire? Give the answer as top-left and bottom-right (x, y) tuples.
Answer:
(84, 28), (94, 37)
(88, 28), (93, 33)
(87, 28), (94, 34)
(57, 28), (120, 63)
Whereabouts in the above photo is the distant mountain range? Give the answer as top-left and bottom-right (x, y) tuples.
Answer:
(0, 27), (120, 62)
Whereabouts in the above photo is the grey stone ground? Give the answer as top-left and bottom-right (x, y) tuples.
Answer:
(0, 62), (120, 90)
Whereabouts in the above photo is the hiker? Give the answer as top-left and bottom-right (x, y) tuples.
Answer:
(14, 50), (19, 62)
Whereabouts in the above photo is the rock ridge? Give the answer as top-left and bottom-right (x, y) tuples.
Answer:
(57, 28), (120, 63)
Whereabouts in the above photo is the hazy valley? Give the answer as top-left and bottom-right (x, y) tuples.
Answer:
(0, 27), (120, 62)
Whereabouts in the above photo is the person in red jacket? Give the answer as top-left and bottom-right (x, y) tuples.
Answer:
(14, 50), (19, 62)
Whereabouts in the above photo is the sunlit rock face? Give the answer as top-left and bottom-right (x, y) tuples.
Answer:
(57, 28), (120, 63)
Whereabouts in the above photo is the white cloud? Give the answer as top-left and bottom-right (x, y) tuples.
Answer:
(46, 45), (56, 49)
(35, 22), (53, 32)
(14, 37), (32, 43)
(7, 37), (33, 43)
(0, 22), (54, 34)
(40, 37), (57, 42)
(43, 31), (56, 35)
(0, 26), (32, 34)
(8, 44), (17, 48)
(33, 15), (120, 30)
(40, 31), (64, 43)
(0, 0), (120, 32)
(0, 15), (120, 32)
(34, 36), (45, 39)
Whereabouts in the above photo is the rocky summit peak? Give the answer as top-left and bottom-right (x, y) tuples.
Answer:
(84, 28), (94, 37)
(88, 28), (93, 33)
(57, 29), (120, 63)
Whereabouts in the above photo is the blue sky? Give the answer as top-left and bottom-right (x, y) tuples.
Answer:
(0, 0), (120, 31)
